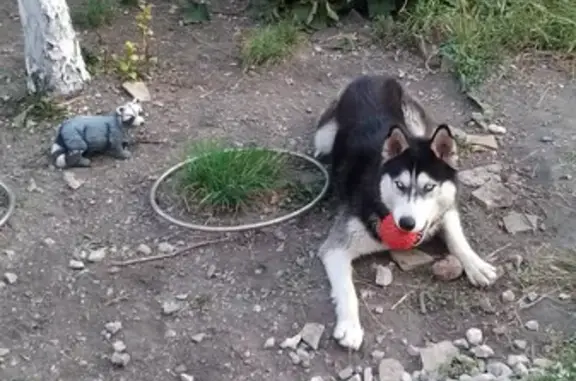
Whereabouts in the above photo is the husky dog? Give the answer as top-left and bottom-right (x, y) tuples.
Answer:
(313, 74), (498, 350)
(50, 99), (145, 168)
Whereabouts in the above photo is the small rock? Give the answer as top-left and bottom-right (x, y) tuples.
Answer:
(512, 340), (527, 350)
(68, 260), (85, 270)
(401, 372), (412, 381)
(453, 338), (470, 349)
(165, 329), (177, 338)
(532, 358), (554, 369)
(375, 265), (393, 286)
(501, 290), (515, 303)
(280, 334), (301, 350)
(502, 212), (538, 234)
(470, 344), (494, 358)
(469, 375), (495, 381)
(63, 171), (84, 190)
(180, 374), (195, 381)
(466, 328), (483, 345)
(487, 124), (506, 135)
(540, 136), (553, 143)
(378, 358), (405, 381)
(407, 345), (420, 356)
(288, 351), (301, 365)
(338, 366), (354, 380)
(558, 292), (570, 300)
(506, 354), (530, 367)
(349, 375), (361, 381)
(512, 362), (529, 376)
(374, 306), (385, 314)
(458, 164), (502, 188)
(137, 244), (152, 255)
(364, 367), (374, 381)
(419, 341), (459, 372)
(191, 333), (206, 343)
(390, 250), (434, 271)
(526, 292), (538, 302)
(432, 255), (463, 281)
(459, 375), (472, 381)
(3, 272), (17, 284)
(112, 340), (126, 353)
(466, 134), (499, 150)
(0, 348), (10, 356)
(87, 247), (107, 262)
(300, 322), (325, 350)
(105, 321), (123, 335)
(310, 377), (324, 381)
(161, 300), (183, 315)
(472, 180), (516, 210)
(263, 337), (275, 349)
(110, 352), (131, 367)
(524, 320), (539, 331)
(122, 81), (151, 102)
(486, 362), (512, 377)
(158, 242), (174, 253)
(296, 347), (311, 367)
(206, 264), (216, 279)
(372, 350), (386, 360)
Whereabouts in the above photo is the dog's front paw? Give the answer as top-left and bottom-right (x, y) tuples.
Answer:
(464, 258), (498, 287)
(333, 319), (364, 350)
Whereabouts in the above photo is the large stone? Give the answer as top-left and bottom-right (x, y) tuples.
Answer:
(390, 250), (434, 272)
(458, 164), (502, 188)
(419, 341), (459, 373)
(465, 328), (483, 346)
(432, 255), (463, 281)
(466, 134), (499, 150)
(375, 265), (393, 286)
(300, 322), (325, 350)
(472, 180), (516, 210)
(378, 358), (405, 381)
(122, 81), (151, 101)
(502, 212), (538, 234)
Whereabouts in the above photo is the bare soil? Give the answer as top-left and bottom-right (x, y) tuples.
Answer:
(0, 2), (575, 381)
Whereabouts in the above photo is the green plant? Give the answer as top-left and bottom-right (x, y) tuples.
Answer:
(72, 0), (117, 29)
(530, 337), (576, 381)
(112, 2), (157, 80)
(240, 21), (302, 67)
(179, 141), (288, 211)
(396, 0), (576, 89)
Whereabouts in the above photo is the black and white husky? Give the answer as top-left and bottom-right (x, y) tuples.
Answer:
(313, 74), (498, 350)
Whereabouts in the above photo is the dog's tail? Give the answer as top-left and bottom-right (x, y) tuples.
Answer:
(50, 141), (68, 169)
(314, 99), (338, 159)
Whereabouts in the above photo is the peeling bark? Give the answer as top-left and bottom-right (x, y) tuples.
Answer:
(17, 0), (91, 96)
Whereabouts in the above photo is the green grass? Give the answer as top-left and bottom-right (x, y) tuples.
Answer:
(240, 21), (303, 67)
(73, 0), (117, 29)
(530, 337), (576, 381)
(388, 0), (576, 89)
(179, 142), (288, 211)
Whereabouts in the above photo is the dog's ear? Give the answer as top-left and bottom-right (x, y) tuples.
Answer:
(430, 124), (458, 167)
(383, 125), (409, 160)
(116, 106), (125, 115)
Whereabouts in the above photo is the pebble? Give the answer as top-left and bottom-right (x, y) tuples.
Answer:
(487, 124), (506, 134)
(466, 328), (483, 345)
(469, 375), (495, 381)
(512, 362), (529, 376)
(459, 375), (472, 381)
(506, 354), (529, 367)
(526, 292), (539, 302)
(524, 320), (539, 331)
(349, 375), (361, 381)
(3, 272), (17, 284)
(191, 333), (206, 343)
(540, 136), (553, 143)
(453, 338), (470, 349)
(512, 340), (527, 350)
(338, 366), (354, 380)
(371, 350), (386, 360)
(162, 300), (183, 315)
(419, 340), (459, 372)
(300, 322), (325, 350)
(364, 367), (374, 381)
(401, 372), (412, 381)
(263, 337), (275, 349)
(558, 292), (570, 300)
(206, 264), (216, 278)
(487, 362), (512, 377)
(87, 247), (107, 262)
(105, 321), (123, 335)
(68, 259), (85, 270)
(137, 244), (152, 255)
(310, 377), (324, 381)
(288, 351), (301, 365)
(375, 265), (393, 286)
(407, 345), (420, 356)
(432, 255), (464, 281)
(110, 352), (131, 367)
(280, 334), (301, 350)
(378, 358), (405, 381)
(158, 242), (174, 253)
(180, 373), (195, 381)
(471, 344), (494, 358)
(501, 290), (515, 303)
(532, 358), (554, 369)
(0, 348), (10, 356)
(112, 340), (126, 353)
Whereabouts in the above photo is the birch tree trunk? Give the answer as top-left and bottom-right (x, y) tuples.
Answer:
(17, 0), (91, 96)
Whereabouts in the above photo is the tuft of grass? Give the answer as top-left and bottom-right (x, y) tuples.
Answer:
(73, 0), (117, 29)
(179, 141), (288, 211)
(530, 337), (576, 381)
(395, 0), (576, 89)
(513, 245), (576, 292)
(240, 21), (303, 67)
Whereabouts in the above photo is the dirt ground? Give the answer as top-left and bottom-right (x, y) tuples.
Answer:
(1, 1), (575, 381)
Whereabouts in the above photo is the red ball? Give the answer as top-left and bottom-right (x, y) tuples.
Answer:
(379, 214), (420, 250)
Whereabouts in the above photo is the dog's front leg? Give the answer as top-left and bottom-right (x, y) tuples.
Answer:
(320, 247), (364, 350)
(442, 209), (498, 287)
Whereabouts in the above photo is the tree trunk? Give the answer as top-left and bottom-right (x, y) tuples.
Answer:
(17, 0), (91, 96)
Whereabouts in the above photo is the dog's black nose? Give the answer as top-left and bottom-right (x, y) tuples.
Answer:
(398, 216), (416, 231)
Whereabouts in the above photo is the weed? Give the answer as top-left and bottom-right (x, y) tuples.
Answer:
(120, 0), (140, 7)
(530, 336), (576, 381)
(179, 141), (288, 212)
(395, 0), (576, 89)
(240, 21), (302, 67)
(12, 94), (68, 129)
(513, 244), (576, 292)
(72, 0), (116, 29)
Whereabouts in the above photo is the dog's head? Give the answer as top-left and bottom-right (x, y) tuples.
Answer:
(116, 99), (145, 127)
(379, 124), (458, 234)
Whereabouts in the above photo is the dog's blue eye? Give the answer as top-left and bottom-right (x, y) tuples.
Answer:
(395, 181), (406, 191)
(423, 184), (436, 193)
